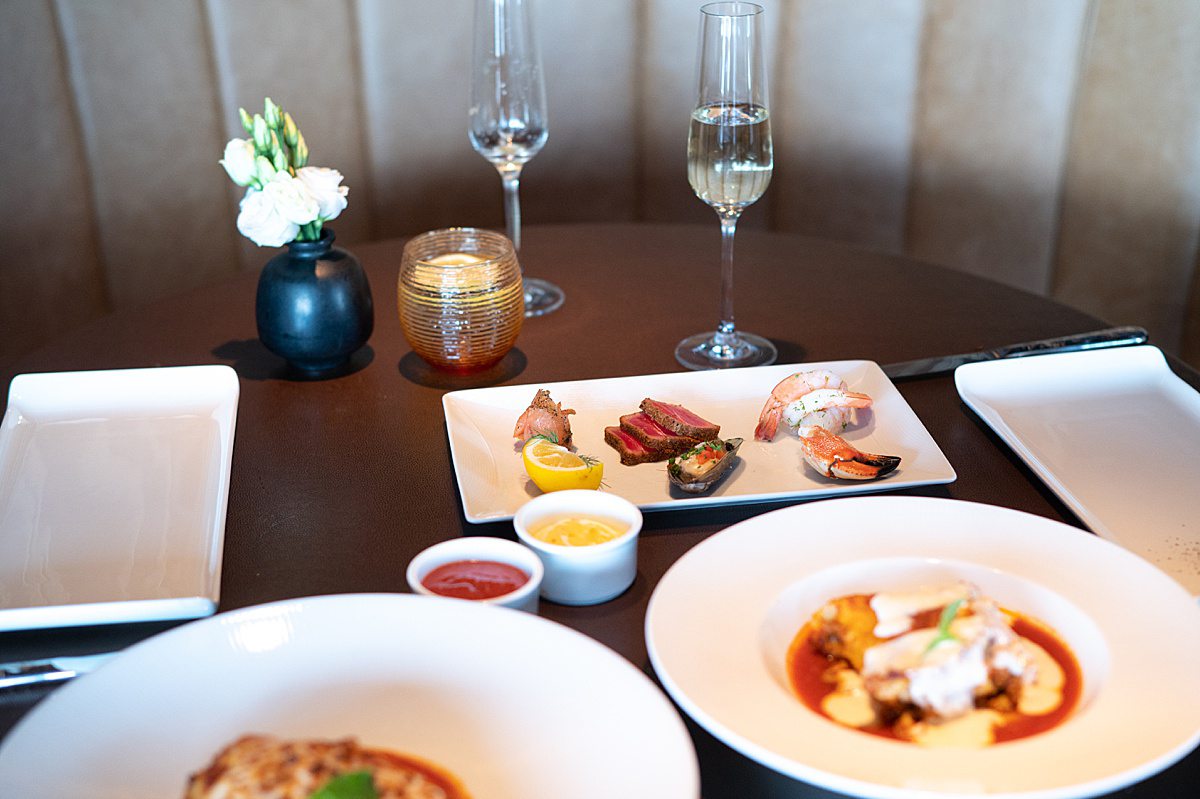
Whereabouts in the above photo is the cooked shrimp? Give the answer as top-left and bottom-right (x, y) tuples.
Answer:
(754, 370), (872, 441)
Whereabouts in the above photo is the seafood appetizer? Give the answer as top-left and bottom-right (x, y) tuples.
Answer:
(789, 582), (1081, 747)
(641, 398), (721, 440)
(755, 369), (872, 441)
(667, 438), (743, 494)
(605, 398), (720, 465)
(185, 734), (468, 798)
(796, 425), (899, 480)
(513, 389), (574, 446)
(755, 370), (900, 481)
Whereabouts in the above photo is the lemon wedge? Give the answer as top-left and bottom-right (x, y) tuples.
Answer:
(522, 437), (604, 492)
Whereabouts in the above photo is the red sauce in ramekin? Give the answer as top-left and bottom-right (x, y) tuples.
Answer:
(421, 560), (529, 600)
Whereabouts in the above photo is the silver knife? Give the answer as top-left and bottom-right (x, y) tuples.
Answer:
(882, 326), (1149, 379)
(0, 652), (117, 690)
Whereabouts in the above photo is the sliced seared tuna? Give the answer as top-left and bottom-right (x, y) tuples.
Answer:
(640, 398), (720, 441)
(618, 412), (701, 457)
(604, 425), (660, 466)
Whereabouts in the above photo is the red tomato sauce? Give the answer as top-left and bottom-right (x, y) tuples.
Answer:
(421, 560), (529, 600)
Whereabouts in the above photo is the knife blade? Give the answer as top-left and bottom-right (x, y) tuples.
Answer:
(882, 326), (1149, 380)
(0, 652), (117, 690)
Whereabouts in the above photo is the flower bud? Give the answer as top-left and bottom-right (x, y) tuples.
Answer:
(283, 112), (299, 147)
(272, 147), (288, 174)
(264, 97), (282, 130)
(252, 115), (271, 152)
(294, 133), (309, 168)
(238, 107), (254, 134)
(255, 154), (276, 180)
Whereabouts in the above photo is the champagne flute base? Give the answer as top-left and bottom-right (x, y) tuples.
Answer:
(523, 276), (564, 317)
(674, 330), (777, 370)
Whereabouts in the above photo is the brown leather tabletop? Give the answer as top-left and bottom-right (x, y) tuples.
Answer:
(1, 223), (1197, 797)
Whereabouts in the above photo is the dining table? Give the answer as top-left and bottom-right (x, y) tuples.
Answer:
(1, 222), (1196, 798)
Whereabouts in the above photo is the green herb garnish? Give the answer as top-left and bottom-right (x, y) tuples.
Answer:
(923, 598), (965, 655)
(309, 771), (378, 799)
(679, 439), (724, 461)
(528, 432), (559, 445)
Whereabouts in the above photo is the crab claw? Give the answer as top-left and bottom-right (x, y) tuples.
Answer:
(796, 425), (901, 481)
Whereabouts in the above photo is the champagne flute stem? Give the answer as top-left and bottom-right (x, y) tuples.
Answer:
(715, 211), (741, 348)
(499, 167), (523, 251)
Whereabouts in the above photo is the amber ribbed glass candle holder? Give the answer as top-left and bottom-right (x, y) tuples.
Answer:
(398, 228), (525, 371)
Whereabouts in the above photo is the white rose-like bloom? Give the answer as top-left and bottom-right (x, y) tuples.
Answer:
(295, 166), (349, 221)
(262, 171), (320, 226)
(237, 187), (300, 247)
(219, 138), (258, 187)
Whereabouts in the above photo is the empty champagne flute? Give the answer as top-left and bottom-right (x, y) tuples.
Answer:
(675, 2), (776, 370)
(469, 0), (564, 317)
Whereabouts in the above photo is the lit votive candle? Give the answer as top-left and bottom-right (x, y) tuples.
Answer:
(426, 253), (486, 267)
(398, 228), (524, 371)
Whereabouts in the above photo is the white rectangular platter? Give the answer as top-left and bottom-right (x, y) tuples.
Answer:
(956, 346), (1200, 596)
(0, 365), (239, 631)
(444, 360), (956, 523)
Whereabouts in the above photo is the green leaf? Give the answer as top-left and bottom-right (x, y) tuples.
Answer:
(528, 432), (558, 445)
(308, 771), (378, 799)
(923, 597), (965, 655)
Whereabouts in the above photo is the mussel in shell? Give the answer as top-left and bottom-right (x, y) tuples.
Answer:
(667, 438), (744, 494)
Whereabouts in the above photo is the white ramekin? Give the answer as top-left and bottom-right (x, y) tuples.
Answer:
(513, 490), (643, 606)
(406, 536), (544, 613)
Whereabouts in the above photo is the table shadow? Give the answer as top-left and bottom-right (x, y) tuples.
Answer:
(212, 339), (374, 381)
(398, 348), (527, 389)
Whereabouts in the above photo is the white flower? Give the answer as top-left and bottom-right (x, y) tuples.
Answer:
(262, 171), (320, 226)
(237, 187), (300, 247)
(219, 138), (258, 187)
(295, 166), (349, 221)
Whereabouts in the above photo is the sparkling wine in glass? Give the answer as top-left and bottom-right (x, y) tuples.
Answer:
(469, 0), (563, 317)
(676, 2), (776, 370)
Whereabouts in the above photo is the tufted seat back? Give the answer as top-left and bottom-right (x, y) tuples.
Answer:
(3, 0), (1199, 368)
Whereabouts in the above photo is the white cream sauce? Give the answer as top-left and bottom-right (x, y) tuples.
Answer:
(907, 710), (1006, 748)
(1017, 638), (1064, 715)
(820, 669), (877, 728)
(868, 582), (971, 638)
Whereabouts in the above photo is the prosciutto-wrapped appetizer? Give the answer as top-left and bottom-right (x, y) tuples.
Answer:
(513, 389), (574, 446)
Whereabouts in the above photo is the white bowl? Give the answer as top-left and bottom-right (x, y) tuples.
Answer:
(513, 490), (642, 606)
(406, 536), (543, 612)
(0, 594), (701, 797)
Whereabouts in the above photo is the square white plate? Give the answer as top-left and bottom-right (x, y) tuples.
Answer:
(956, 345), (1200, 595)
(444, 360), (955, 523)
(0, 365), (239, 631)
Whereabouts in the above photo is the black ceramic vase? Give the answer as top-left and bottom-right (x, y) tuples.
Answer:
(255, 229), (374, 374)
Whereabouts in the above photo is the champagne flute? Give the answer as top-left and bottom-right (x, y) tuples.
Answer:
(469, 0), (564, 317)
(676, 2), (776, 370)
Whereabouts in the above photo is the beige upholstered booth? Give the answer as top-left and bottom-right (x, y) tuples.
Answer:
(3, 0), (1200, 368)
